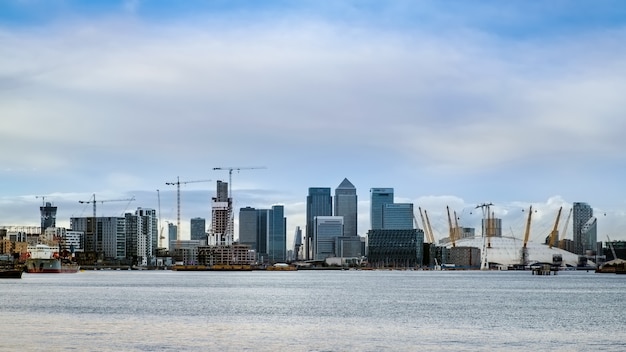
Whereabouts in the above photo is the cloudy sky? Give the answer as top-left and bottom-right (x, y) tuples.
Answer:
(2, 0), (626, 247)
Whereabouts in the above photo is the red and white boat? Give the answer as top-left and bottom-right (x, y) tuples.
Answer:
(25, 244), (80, 273)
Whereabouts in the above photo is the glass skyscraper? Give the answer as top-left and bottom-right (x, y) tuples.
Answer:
(370, 188), (394, 230)
(334, 178), (358, 237)
(382, 203), (414, 230)
(268, 205), (286, 263)
(573, 202), (594, 255)
(190, 217), (206, 242)
(306, 187), (332, 260)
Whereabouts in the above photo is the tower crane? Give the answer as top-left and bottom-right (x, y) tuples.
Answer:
(212, 166), (266, 243)
(157, 189), (165, 248)
(78, 194), (135, 252)
(548, 207), (563, 249)
(36, 195), (48, 206)
(164, 177), (211, 245)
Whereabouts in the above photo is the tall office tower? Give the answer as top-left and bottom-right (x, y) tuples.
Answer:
(168, 222), (177, 249)
(40, 202), (57, 231)
(313, 216), (344, 260)
(293, 226), (303, 261)
(190, 217), (206, 241)
(239, 207), (258, 250)
(573, 202), (594, 255)
(334, 178), (358, 237)
(268, 205), (286, 263)
(211, 180), (232, 246)
(370, 188), (394, 230)
(257, 209), (270, 261)
(382, 203), (414, 230)
(306, 188), (332, 260)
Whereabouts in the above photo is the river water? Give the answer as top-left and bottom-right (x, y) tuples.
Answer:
(0, 270), (624, 351)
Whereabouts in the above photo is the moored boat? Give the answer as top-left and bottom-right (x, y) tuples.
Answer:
(25, 244), (80, 273)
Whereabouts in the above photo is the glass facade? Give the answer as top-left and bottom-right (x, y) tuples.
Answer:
(314, 216), (343, 260)
(367, 229), (424, 268)
(190, 217), (206, 241)
(573, 202), (593, 255)
(382, 203), (414, 230)
(370, 188), (394, 230)
(334, 178), (358, 237)
(268, 205), (286, 263)
(306, 187), (332, 260)
(238, 207), (258, 249)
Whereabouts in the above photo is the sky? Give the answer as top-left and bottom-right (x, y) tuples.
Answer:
(2, 0), (626, 248)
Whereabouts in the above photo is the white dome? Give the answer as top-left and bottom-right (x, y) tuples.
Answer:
(444, 236), (581, 267)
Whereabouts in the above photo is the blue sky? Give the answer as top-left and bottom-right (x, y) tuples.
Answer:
(1, 0), (626, 246)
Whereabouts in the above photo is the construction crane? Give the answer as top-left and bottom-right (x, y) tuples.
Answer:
(156, 189), (165, 248)
(78, 194), (135, 252)
(164, 177), (211, 244)
(212, 166), (266, 244)
(212, 166), (266, 198)
(35, 195), (48, 206)
(548, 207), (563, 249)
(558, 207), (572, 248)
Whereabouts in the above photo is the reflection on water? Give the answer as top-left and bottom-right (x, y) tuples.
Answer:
(1, 270), (624, 351)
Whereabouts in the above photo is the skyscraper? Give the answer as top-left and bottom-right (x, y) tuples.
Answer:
(238, 207), (258, 249)
(167, 222), (177, 250)
(268, 205), (286, 262)
(334, 178), (358, 237)
(382, 203), (414, 230)
(306, 187), (332, 260)
(573, 202), (594, 255)
(190, 217), (206, 242)
(370, 188), (394, 230)
(313, 216), (344, 260)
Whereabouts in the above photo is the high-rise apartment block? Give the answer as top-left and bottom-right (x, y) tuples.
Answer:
(573, 202), (596, 255)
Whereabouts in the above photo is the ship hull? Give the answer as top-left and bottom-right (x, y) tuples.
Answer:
(25, 258), (79, 273)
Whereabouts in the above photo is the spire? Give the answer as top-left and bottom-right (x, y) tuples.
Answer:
(336, 178), (355, 189)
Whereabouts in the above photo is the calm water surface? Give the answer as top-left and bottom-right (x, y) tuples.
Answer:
(0, 270), (624, 351)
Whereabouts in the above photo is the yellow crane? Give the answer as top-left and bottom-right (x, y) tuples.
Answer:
(548, 207), (563, 249)
(424, 209), (436, 244)
(164, 177), (211, 245)
(558, 207), (572, 248)
(78, 194), (135, 251)
(522, 205), (533, 249)
(418, 207), (435, 244)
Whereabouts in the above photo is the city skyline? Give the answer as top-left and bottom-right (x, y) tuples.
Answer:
(2, 1), (626, 246)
